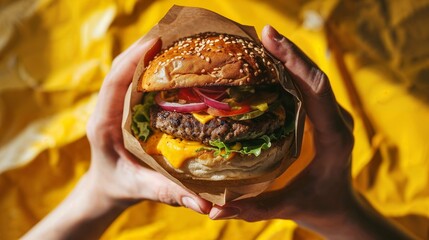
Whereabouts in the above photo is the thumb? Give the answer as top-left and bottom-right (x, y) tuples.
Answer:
(262, 25), (344, 136)
(136, 168), (212, 214)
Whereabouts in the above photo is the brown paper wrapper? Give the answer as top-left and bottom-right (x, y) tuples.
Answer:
(121, 5), (305, 206)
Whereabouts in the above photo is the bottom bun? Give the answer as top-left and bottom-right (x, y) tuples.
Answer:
(153, 134), (294, 181)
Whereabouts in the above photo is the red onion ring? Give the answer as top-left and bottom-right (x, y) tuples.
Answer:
(155, 93), (207, 112)
(193, 88), (231, 110)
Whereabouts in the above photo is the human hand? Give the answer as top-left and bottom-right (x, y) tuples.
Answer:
(210, 23), (354, 223)
(24, 38), (212, 240)
(85, 37), (211, 213)
(209, 25), (412, 240)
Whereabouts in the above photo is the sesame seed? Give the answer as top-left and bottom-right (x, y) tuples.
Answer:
(205, 57), (210, 62)
(240, 69), (244, 73)
(201, 69), (206, 73)
(200, 55), (205, 59)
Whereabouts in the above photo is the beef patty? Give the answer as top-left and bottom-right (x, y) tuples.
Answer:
(150, 106), (285, 145)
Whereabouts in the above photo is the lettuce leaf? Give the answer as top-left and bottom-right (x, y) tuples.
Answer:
(131, 92), (156, 141)
(203, 135), (272, 158)
(199, 116), (295, 159)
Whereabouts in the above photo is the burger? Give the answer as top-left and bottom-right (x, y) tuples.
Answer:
(131, 32), (295, 181)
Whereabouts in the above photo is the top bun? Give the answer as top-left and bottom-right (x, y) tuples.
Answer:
(139, 32), (280, 92)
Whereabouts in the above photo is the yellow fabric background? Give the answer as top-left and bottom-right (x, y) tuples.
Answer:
(1, 0), (428, 239)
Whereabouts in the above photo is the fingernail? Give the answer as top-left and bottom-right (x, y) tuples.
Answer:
(182, 197), (203, 214)
(209, 207), (240, 220)
(266, 25), (284, 42)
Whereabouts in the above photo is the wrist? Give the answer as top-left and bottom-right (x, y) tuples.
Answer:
(295, 189), (413, 240)
(23, 173), (128, 240)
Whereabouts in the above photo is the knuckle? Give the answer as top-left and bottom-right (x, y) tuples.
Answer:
(157, 187), (179, 206)
(282, 42), (300, 68)
(111, 54), (123, 68)
(86, 119), (115, 150)
(86, 118), (97, 142)
(309, 68), (331, 98)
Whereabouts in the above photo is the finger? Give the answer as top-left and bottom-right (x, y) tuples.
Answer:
(95, 38), (162, 117)
(111, 37), (149, 68)
(118, 148), (213, 214)
(209, 191), (291, 221)
(136, 167), (212, 214)
(262, 25), (345, 137)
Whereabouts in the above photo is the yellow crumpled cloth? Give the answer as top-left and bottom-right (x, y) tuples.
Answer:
(0, 0), (428, 239)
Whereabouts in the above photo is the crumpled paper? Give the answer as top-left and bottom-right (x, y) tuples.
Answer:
(122, 5), (305, 206)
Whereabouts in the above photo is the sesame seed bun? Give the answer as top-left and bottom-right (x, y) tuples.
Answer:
(138, 32), (280, 92)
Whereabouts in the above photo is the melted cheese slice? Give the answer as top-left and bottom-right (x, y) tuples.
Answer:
(142, 131), (204, 168)
(192, 112), (214, 124)
(142, 131), (163, 155)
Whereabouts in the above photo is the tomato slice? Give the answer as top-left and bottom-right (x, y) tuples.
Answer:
(178, 88), (201, 103)
(207, 105), (251, 117)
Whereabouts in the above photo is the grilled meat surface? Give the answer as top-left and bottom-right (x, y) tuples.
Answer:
(150, 106), (285, 145)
